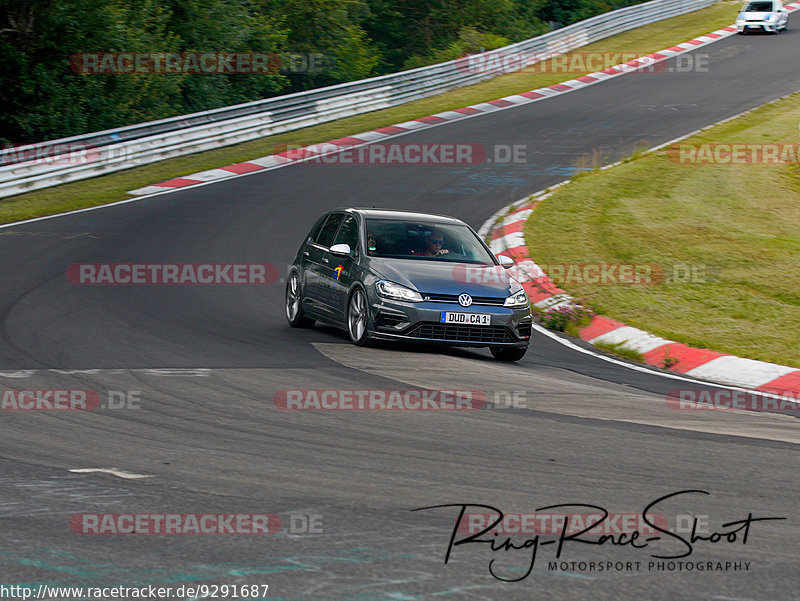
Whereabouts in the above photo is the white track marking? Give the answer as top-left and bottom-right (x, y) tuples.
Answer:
(69, 468), (153, 479)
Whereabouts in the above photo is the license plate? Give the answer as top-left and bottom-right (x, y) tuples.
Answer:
(440, 312), (491, 325)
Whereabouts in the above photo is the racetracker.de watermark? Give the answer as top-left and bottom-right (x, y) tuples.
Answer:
(667, 143), (800, 164)
(459, 512), (669, 535)
(69, 513), (281, 535)
(1, 389), (141, 411)
(298, 143), (482, 165)
(70, 52), (331, 74)
(1, 142), (99, 166)
(69, 512), (322, 535)
(454, 52), (708, 75)
(666, 389), (800, 412)
(453, 263), (710, 285)
(274, 389), (486, 410)
(66, 263), (279, 285)
(280, 143), (533, 165)
(454, 263), (665, 285)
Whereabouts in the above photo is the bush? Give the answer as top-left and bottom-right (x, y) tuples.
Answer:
(540, 302), (595, 333)
(402, 27), (510, 70)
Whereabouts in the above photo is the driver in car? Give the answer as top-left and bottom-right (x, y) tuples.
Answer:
(367, 233), (378, 255)
(414, 229), (449, 257)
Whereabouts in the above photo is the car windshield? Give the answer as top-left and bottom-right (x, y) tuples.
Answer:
(745, 1), (772, 10)
(365, 218), (496, 264)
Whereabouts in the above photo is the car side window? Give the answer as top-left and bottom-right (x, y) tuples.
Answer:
(333, 216), (359, 253)
(315, 213), (344, 248)
(305, 215), (326, 244)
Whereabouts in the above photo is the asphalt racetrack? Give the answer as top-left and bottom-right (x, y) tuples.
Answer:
(1, 28), (799, 600)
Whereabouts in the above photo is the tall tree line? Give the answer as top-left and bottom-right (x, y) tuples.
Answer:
(0, 0), (640, 143)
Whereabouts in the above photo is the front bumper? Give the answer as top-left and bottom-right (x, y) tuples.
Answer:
(737, 21), (779, 31)
(368, 298), (532, 348)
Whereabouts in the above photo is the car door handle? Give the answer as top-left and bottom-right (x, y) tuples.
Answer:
(321, 257), (329, 263)
(303, 251), (310, 257)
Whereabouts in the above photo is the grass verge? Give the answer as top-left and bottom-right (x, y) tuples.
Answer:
(523, 91), (800, 368)
(593, 341), (645, 363)
(0, 1), (739, 225)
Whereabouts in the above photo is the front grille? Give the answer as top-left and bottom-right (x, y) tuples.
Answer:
(423, 293), (506, 306)
(406, 322), (513, 344)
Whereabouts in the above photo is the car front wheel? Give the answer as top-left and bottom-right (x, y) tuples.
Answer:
(490, 346), (528, 362)
(347, 287), (371, 346)
(286, 272), (314, 328)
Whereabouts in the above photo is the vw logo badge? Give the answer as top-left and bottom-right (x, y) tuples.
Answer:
(458, 293), (473, 307)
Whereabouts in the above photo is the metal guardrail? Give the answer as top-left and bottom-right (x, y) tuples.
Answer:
(0, 0), (717, 199)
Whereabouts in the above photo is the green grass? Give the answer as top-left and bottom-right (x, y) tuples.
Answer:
(523, 91), (800, 368)
(0, 1), (740, 224)
(593, 340), (645, 363)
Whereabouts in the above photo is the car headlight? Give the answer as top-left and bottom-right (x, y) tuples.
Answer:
(376, 280), (423, 302)
(504, 288), (529, 308)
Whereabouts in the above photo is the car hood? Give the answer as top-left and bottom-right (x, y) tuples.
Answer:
(366, 257), (517, 297)
(741, 10), (772, 18)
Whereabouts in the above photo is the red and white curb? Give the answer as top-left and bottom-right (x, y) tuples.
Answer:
(483, 181), (800, 400)
(126, 18), (766, 196)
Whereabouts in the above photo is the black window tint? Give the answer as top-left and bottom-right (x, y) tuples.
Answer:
(315, 213), (344, 247)
(333, 216), (359, 251)
(364, 218), (495, 264)
(306, 215), (326, 243)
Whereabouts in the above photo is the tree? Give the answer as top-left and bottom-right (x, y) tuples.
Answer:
(0, 0), (183, 142)
(164, 0), (287, 112)
(260, 0), (379, 90)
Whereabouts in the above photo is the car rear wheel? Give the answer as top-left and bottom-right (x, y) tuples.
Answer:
(347, 288), (371, 346)
(490, 346), (528, 362)
(286, 272), (314, 328)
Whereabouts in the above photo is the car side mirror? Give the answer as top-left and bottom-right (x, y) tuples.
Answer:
(330, 243), (352, 257)
(497, 255), (515, 269)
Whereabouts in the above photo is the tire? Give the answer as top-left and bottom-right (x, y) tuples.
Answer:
(347, 287), (372, 346)
(490, 346), (528, 362)
(285, 272), (314, 328)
